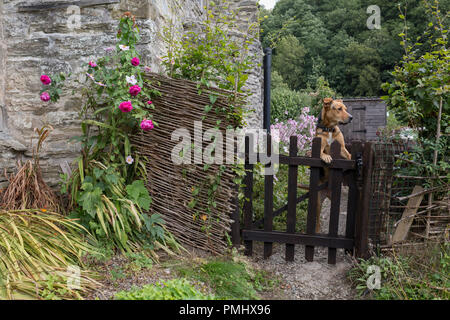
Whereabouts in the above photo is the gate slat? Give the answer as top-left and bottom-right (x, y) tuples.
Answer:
(328, 141), (344, 264)
(345, 141), (363, 252)
(286, 136), (298, 261)
(305, 137), (322, 262)
(264, 134), (273, 259)
(243, 135), (254, 256)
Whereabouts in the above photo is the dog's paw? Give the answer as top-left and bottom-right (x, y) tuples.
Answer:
(321, 154), (332, 163)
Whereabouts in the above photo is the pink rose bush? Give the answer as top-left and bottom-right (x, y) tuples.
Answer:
(89, 61), (97, 68)
(119, 101), (133, 113)
(140, 119), (154, 131)
(270, 107), (317, 155)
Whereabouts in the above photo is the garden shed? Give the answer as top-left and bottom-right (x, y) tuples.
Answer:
(340, 97), (387, 141)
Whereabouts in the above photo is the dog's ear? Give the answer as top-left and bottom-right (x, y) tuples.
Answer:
(323, 98), (333, 110)
(334, 99), (343, 103)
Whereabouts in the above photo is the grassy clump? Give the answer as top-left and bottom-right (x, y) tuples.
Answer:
(348, 242), (450, 300)
(0, 209), (100, 300)
(114, 278), (213, 300)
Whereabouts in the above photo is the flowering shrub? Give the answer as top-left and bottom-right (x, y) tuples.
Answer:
(270, 107), (317, 155)
(40, 13), (166, 252)
(39, 73), (67, 102)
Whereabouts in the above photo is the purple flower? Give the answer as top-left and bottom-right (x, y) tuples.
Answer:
(40, 92), (51, 102)
(129, 85), (141, 96)
(105, 47), (114, 53)
(40, 75), (51, 85)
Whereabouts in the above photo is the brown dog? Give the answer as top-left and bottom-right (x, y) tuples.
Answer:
(302, 98), (353, 233)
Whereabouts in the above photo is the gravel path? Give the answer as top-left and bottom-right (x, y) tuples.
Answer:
(249, 187), (357, 300)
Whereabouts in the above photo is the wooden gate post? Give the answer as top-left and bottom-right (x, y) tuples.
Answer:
(286, 136), (298, 261)
(263, 133), (274, 259)
(231, 183), (241, 248)
(327, 141), (344, 264)
(305, 137), (322, 262)
(243, 135), (254, 256)
(355, 142), (374, 259)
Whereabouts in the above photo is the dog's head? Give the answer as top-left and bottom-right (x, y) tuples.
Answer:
(322, 98), (353, 126)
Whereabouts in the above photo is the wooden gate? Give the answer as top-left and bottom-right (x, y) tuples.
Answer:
(231, 135), (374, 264)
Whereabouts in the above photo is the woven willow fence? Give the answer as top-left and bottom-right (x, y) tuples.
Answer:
(131, 73), (243, 254)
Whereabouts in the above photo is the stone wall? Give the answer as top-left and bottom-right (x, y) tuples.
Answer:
(0, 0), (263, 187)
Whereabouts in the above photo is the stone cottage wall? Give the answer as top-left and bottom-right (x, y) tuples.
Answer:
(0, 0), (263, 187)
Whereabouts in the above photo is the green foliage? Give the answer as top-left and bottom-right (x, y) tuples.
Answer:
(67, 161), (165, 253)
(161, 1), (257, 124)
(348, 243), (450, 300)
(126, 180), (152, 211)
(0, 209), (100, 300)
(115, 278), (213, 300)
(124, 252), (154, 272)
(272, 35), (306, 90)
(381, 0), (449, 179)
(175, 258), (275, 300)
(161, 1), (258, 236)
(271, 87), (312, 122)
(250, 164), (309, 233)
(261, 0), (449, 96)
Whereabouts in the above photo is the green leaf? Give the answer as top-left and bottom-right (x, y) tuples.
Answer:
(126, 180), (152, 210)
(78, 185), (103, 218)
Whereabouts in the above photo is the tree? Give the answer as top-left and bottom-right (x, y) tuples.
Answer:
(272, 35), (306, 90)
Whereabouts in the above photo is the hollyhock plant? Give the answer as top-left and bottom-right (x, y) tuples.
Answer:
(119, 101), (133, 113)
(131, 57), (140, 66)
(129, 85), (141, 96)
(40, 92), (51, 102)
(140, 119), (154, 131)
(40, 75), (51, 85)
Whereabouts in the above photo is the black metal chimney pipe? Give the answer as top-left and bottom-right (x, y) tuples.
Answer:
(263, 47), (272, 133)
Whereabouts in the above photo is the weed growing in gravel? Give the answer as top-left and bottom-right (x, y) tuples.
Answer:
(114, 279), (214, 300)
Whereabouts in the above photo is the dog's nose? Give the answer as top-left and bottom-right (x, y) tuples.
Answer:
(348, 114), (353, 122)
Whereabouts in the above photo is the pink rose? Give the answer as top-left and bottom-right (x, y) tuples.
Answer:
(40, 75), (51, 85)
(147, 100), (152, 105)
(131, 57), (140, 66)
(140, 119), (154, 131)
(119, 101), (133, 113)
(40, 92), (51, 102)
(89, 61), (97, 68)
(129, 85), (141, 96)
